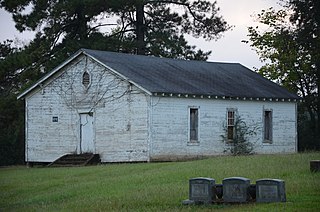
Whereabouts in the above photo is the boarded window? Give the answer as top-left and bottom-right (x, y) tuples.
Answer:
(227, 110), (235, 140)
(82, 71), (90, 87)
(264, 110), (272, 142)
(190, 108), (198, 141)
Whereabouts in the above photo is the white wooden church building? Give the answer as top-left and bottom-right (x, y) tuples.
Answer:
(18, 49), (299, 163)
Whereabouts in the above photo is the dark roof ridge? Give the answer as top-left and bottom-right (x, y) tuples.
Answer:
(81, 48), (241, 66)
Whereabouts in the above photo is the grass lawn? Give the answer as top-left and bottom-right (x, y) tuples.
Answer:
(1, 152), (320, 211)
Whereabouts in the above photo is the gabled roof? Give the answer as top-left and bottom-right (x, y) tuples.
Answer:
(18, 48), (299, 101)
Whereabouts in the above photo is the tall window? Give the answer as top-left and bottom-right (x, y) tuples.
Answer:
(82, 71), (90, 88)
(227, 109), (235, 140)
(264, 110), (273, 142)
(190, 108), (199, 141)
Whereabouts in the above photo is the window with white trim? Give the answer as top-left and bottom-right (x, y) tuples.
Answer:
(227, 109), (236, 141)
(264, 110), (273, 142)
(189, 108), (199, 142)
(82, 71), (90, 88)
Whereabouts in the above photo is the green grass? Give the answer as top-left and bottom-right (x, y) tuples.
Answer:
(1, 152), (320, 211)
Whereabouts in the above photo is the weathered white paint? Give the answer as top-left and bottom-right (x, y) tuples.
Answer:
(25, 55), (149, 162)
(149, 97), (297, 161)
(23, 54), (298, 163)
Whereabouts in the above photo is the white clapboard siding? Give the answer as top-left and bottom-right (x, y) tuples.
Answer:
(25, 55), (149, 162)
(25, 54), (297, 163)
(149, 97), (297, 161)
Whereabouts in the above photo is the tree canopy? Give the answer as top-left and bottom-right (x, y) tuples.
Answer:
(1, 0), (229, 57)
(0, 0), (231, 165)
(1, 0), (231, 90)
(245, 0), (319, 149)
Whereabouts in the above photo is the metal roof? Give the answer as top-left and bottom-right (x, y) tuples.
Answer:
(18, 48), (299, 100)
(83, 49), (299, 100)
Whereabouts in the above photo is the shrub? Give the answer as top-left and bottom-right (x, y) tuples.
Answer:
(221, 115), (257, 155)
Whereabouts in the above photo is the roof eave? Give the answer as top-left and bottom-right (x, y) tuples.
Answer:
(17, 49), (85, 100)
(82, 51), (152, 96)
(152, 92), (302, 102)
(17, 49), (152, 100)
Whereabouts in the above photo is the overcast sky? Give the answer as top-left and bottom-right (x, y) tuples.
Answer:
(0, 0), (280, 69)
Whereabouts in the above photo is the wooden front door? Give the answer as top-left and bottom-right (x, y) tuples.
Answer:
(80, 113), (95, 153)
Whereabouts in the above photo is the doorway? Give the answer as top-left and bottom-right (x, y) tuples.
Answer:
(80, 113), (95, 153)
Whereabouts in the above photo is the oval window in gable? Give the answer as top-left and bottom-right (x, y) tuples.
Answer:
(82, 71), (90, 88)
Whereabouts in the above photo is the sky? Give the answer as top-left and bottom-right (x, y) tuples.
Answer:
(0, 0), (280, 70)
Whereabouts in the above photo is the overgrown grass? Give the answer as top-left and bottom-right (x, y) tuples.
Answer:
(1, 152), (320, 211)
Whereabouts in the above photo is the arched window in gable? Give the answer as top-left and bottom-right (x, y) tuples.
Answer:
(82, 71), (90, 88)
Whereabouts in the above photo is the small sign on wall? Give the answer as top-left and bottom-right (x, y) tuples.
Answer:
(52, 116), (58, 122)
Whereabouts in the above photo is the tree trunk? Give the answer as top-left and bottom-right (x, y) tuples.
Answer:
(135, 1), (145, 55)
(316, 62), (320, 139)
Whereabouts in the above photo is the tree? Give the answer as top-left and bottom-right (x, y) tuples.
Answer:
(244, 0), (320, 150)
(0, 0), (231, 165)
(0, 0), (231, 90)
(1, 0), (230, 59)
(0, 41), (25, 165)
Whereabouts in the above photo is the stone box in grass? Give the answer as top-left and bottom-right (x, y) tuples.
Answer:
(222, 177), (250, 203)
(310, 160), (320, 172)
(189, 177), (215, 204)
(256, 179), (286, 203)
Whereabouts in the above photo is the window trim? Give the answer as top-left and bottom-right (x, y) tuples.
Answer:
(226, 108), (237, 143)
(82, 71), (91, 89)
(188, 106), (199, 143)
(263, 109), (273, 143)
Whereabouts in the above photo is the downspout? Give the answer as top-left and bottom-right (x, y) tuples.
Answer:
(80, 122), (82, 154)
(25, 99), (29, 165)
(147, 94), (153, 162)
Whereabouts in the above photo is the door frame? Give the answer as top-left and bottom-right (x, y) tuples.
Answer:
(78, 111), (95, 154)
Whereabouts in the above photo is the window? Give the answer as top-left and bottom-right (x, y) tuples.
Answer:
(82, 71), (90, 88)
(264, 110), (273, 142)
(227, 109), (235, 140)
(189, 108), (199, 141)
